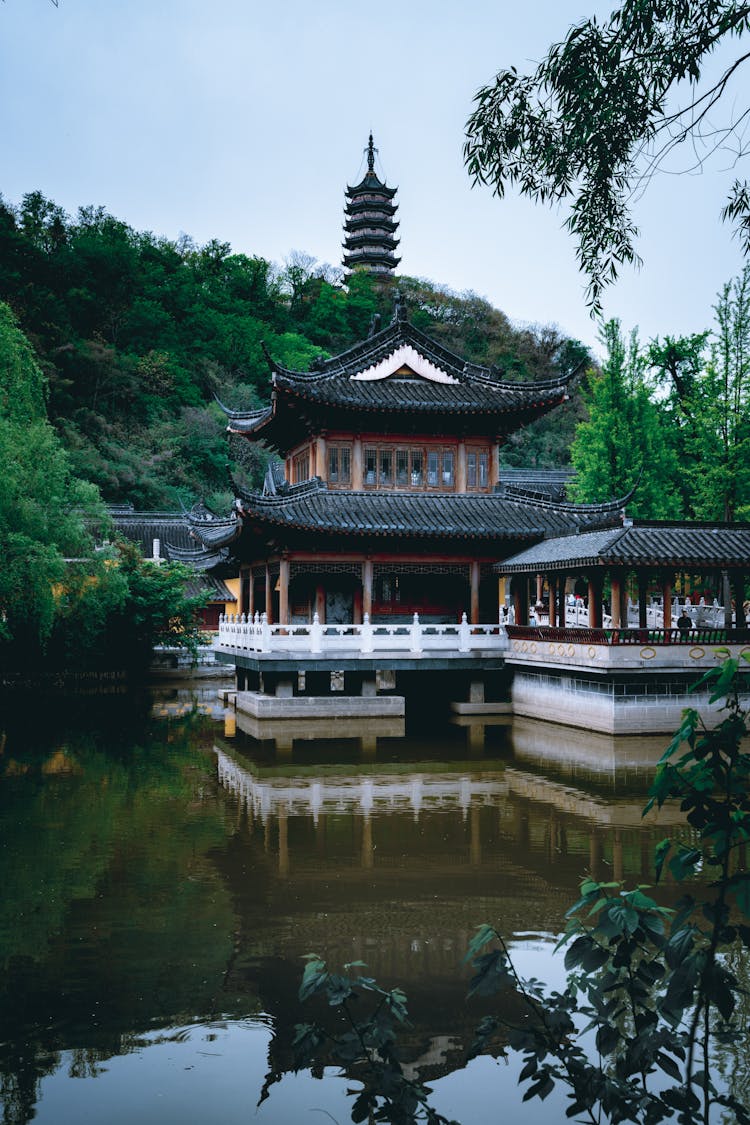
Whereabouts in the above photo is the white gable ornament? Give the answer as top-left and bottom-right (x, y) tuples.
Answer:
(351, 344), (458, 384)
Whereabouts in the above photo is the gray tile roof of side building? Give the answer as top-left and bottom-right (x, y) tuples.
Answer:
(109, 504), (242, 559)
(495, 522), (750, 572)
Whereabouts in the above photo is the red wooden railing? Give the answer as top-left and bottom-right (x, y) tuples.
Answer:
(506, 625), (750, 646)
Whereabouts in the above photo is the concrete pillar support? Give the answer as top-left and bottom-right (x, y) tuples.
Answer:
(469, 679), (485, 704)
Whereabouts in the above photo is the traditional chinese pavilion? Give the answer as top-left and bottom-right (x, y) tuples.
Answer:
(342, 134), (400, 275)
(210, 296), (631, 626)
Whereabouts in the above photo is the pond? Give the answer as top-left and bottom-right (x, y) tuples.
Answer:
(0, 683), (743, 1124)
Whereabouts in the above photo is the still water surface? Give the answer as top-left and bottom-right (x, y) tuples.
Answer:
(0, 685), (705, 1124)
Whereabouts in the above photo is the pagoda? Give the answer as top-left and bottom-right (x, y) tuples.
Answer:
(342, 134), (400, 275)
(212, 297), (631, 627)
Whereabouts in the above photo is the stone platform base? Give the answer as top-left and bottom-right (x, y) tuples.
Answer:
(511, 668), (735, 735)
(235, 690), (405, 720)
(450, 701), (512, 715)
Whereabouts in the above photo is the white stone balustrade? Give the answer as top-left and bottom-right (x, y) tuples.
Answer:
(215, 610), (508, 657)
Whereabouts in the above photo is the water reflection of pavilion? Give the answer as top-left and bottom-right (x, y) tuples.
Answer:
(212, 740), (692, 1093)
(216, 748), (508, 823)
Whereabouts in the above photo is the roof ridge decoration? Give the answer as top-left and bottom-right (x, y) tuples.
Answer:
(351, 342), (460, 385)
(259, 319), (571, 390)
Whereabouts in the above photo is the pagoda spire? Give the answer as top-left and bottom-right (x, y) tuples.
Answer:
(342, 135), (400, 277)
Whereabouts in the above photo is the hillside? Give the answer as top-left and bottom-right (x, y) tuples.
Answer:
(0, 191), (589, 510)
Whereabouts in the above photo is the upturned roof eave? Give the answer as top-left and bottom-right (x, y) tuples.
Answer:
(263, 319), (572, 391)
(270, 378), (568, 417)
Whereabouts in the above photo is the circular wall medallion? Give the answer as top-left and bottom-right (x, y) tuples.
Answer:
(689, 647), (705, 660)
(530, 642), (537, 654)
(566, 644), (575, 657)
(587, 645), (597, 659)
(640, 647), (656, 660)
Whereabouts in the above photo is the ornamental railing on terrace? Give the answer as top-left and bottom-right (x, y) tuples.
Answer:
(506, 625), (750, 646)
(216, 612), (508, 656)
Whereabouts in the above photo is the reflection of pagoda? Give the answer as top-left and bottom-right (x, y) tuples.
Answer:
(342, 134), (400, 275)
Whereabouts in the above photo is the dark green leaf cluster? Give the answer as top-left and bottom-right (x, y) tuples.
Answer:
(278, 955), (458, 1125)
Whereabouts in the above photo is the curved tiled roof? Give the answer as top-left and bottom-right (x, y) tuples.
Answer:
(496, 522), (750, 572)
(108, 508), (196, 554)
(216, 478), (627, 546)
(219, 319), (572, 447)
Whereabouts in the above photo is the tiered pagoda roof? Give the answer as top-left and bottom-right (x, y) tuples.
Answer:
(219, 300), (573, 453)
(343, 134), (400, 275)
(213, 476), (633, 551)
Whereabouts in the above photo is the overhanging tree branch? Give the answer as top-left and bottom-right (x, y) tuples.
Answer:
(464, 0), (750, 314)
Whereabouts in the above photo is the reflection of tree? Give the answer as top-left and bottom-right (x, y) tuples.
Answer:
(0, 700), (253, 1125)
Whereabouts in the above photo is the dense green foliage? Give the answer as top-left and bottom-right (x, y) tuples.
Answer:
(45, 540), (208, 674)
(0, 191), (589, 508)
(293, 656), (750, 1123)
(570, 320), (682, 517)
(464, 0), (750, 313)
(650, 266), (750, 520)
(0, 300), (206, 673)
(0, 302), (102, 651)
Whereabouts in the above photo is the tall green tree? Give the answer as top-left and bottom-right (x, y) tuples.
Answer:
(649, 267), (750, 520)
(692, 267), (750, 519)
(464, 1), (750, 312)
(569, 319), (682, 516)
(0, 303), (102, 654)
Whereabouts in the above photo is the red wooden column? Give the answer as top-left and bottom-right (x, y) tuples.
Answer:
(661, 572), (673, 630)
(470, 561), (480, 624)
(588, 574), (603, 628)
(638, 570), (649, 629)
(512, 576), (529, 626)
(362, 559), (373, 619)
(556, 572), (567, 628)
(734, 571), (747, 628)
(315, 434), (327, 479)
(610, 569), (623, 628)
(548, 576), (556, 627)
(247, 568), (255, 619)
(279, 557), (290, 626)
(315, 584), (326, 624)
(265, 564), (273, 624)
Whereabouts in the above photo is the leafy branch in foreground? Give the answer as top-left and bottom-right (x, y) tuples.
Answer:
(464, 1), (750, 313)
(264, 956), (457, 1124)
(289, 653), (750, 1124)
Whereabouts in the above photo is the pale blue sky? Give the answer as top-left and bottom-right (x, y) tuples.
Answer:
(2, 0), (748, 353)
